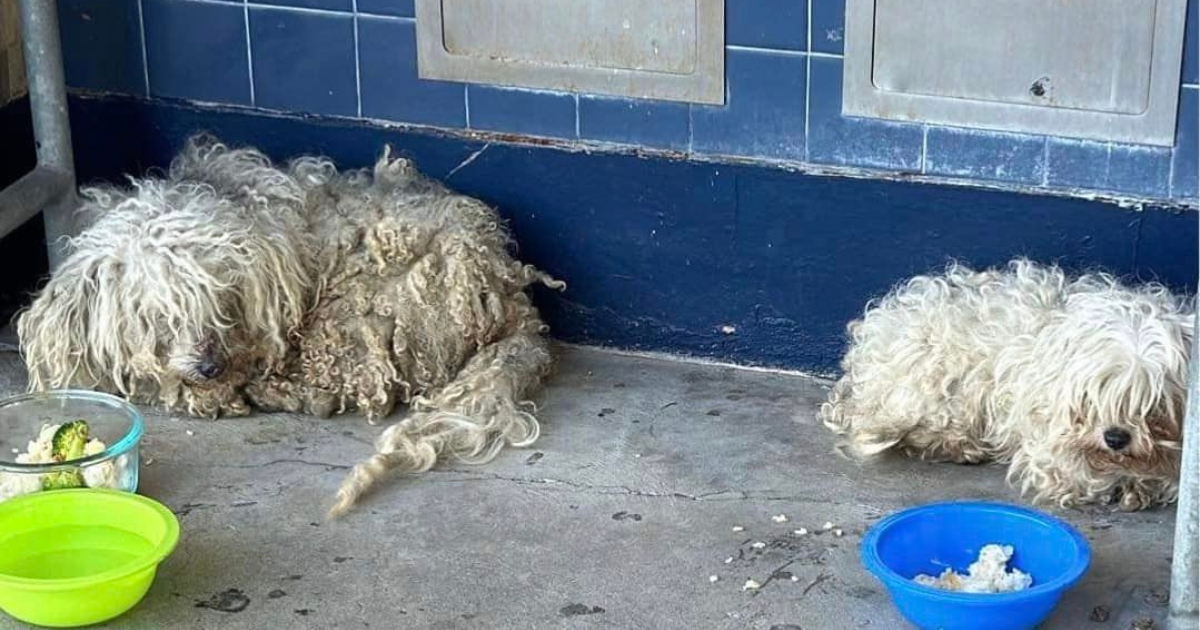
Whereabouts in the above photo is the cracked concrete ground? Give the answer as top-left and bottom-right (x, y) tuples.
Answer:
(0, 345), (1179, 629)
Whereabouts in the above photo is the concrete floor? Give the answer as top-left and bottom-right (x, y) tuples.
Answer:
(0, 346), (1179, 630)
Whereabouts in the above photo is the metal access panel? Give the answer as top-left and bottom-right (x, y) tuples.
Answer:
(843, 0), (1189, 146)
(415, 0), (725, 105)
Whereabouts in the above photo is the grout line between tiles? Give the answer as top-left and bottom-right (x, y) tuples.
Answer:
(351, 0), (362, 118)
(687, 103), (694, 154)
(803, 0), (812, 161)
(463, 84), (471, 129)
(1040, 137), (1049, 186)
(725, 44), (806, 58)
(243, 0), (255, 106)
(136, 0), (150, 96)
(920, 126), (928, 174)
(1167, 137), (1178, 198)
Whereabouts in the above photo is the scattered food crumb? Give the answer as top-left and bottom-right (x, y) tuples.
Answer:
(822, 522), (835, 531)
(723, 557), (734, 564)
(185, 430), (195, 436)
(793, 528), (809, 536)
(709, 575), (719, 583)
(772, 514), (788, 523)
(751, 542), (767, 549)
(914, 544), (1032, 593)
(732, 525), (745, 532)
(743, 579), (761, 591)
(1131, 617), (1155, 630)
(144, 457), (155, 466)
(833, 529), (844, 537)
(790, 575), (800, 582)
(1089, 605), (1110, 622)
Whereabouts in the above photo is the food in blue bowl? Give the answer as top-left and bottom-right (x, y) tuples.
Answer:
(861, 501), (1091, 630)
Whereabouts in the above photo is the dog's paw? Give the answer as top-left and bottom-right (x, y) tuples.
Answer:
(309, 391), (338, 419)
(244, 378), (304, 414)
(222, 398), (252, 417)
(1111, 483), (1157, 512)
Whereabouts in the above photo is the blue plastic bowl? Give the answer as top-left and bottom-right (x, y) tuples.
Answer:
(861, 501), (1091, 630)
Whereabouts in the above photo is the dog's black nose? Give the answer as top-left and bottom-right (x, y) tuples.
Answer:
(1103, 428), (1132, 451)
(195, 361), (224, 380)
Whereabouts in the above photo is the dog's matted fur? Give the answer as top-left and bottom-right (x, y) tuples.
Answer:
(16, 135), (565, 516)
(820, 259), (1194, 511)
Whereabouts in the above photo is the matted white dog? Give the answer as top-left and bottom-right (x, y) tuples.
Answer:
(16, 135), (564, 517)
(820, 258), (1193, 511)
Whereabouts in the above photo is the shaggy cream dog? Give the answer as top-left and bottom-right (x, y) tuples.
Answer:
(820, 259), (1193, 511)
(16, 135), (564, 517)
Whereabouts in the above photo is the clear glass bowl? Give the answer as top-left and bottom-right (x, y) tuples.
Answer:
(0, 390), (142, 504)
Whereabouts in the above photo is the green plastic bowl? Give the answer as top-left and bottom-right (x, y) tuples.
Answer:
(0, 489), (179, 627)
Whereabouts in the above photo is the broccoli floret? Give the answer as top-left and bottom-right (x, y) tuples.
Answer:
(42, 420), (91, 490)
(42, 469), (85, 490)
(51, 420), (89, 462)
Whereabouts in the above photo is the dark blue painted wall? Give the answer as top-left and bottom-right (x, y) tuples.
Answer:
(36, 95), (1198, 373)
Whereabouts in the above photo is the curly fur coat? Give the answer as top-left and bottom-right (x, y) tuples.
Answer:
(16, 135), (564, 516)
(820, 259), (1193, 511)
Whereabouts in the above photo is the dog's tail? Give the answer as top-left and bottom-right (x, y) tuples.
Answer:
(327, 325), (554, 518)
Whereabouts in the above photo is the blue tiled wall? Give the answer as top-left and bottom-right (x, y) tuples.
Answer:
(51, 0), (1200, 205)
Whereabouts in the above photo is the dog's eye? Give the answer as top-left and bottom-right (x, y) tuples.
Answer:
(1147, 419), (1176, 439)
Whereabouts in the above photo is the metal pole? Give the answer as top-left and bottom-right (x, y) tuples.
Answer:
(17, 0), (76, 270)
(1169, 304), (1200, 630)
